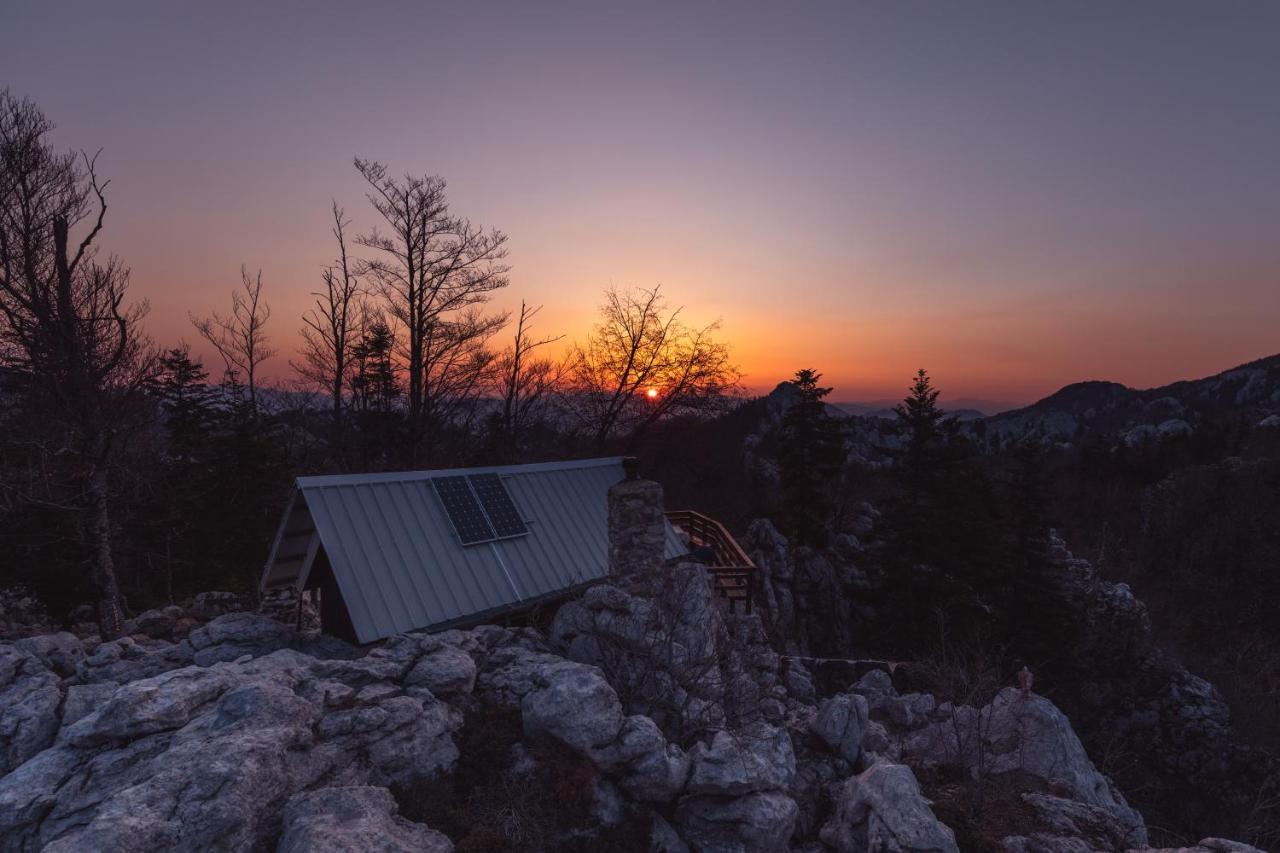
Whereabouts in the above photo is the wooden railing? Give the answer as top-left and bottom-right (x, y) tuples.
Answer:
(665, 510), (756, 614)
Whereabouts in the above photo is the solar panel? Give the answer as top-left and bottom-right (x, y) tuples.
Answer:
(432, 476), (495, 545)
(469, 473), (529, 539)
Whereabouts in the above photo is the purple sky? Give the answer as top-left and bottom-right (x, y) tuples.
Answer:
(3, 1), (1278, 403)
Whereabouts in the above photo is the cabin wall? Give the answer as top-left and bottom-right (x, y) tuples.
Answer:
(304, 551), (359, 644)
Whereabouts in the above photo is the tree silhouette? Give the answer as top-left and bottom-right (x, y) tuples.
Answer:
(777, 369), (846, 546)
(0, 90), (152, 637)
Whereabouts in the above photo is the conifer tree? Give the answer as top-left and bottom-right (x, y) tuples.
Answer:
(1003, 438), (1078, 666)
(152, 346), (217, 453)
(879, 369), (1001, 647)
(777, 369), (846, 545)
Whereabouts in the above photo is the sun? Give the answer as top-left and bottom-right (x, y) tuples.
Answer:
(646, 387), (659, 400)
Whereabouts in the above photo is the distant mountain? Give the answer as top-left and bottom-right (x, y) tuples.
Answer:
(830, 397), (1013, 420)
(979, 353), (1280, 446)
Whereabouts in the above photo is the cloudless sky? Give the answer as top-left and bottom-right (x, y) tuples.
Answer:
(3, 1), (1278, 403)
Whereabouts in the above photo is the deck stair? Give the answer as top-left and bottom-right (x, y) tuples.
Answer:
(665, 510), (756, 613)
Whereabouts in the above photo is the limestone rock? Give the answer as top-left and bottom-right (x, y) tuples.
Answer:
(0, 648), (463, 850)
(128, 607), (178, 640)
(686, 725), (795, 796)
(76, 636), (194, 684)
(14, 631), (84, 677)
(1128, 841), (1265, 853)
(591, 714), (691, 803)
(0, 644), (62, 773)
(277, 786), (453, 853)
(811, 693), (869, 765)
(188, 613), (299, 665)
(404, 643), (476, 696)
(819, 763), (958, 853)
(61, 682), (118, 727)
(675, 790), (798, 853)
(521, 662), (625, 753)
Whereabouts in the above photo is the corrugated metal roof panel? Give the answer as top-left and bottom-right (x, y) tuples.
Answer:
(262, 457), (688, 643)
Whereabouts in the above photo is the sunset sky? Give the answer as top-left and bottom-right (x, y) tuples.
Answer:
(3, 1), (1278, 405)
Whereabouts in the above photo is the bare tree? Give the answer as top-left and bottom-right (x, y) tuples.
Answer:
(0, 91), (152, 637)
(190, 265), (275, 412)
(293, 202), (361, 448)
(353, 158), (510, 464)
(489, 301), (566, 461)
(568, 284), (741, 450)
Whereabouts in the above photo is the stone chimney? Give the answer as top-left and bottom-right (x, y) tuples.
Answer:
(608, 457), (666, 576)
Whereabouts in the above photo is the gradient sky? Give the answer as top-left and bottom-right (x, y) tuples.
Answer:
(3, 1), (1278, 404)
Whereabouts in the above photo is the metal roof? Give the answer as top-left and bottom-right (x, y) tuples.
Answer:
(261, 457), (687, 643)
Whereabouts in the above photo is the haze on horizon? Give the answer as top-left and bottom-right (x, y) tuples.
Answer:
(3, 1), (1277, 406)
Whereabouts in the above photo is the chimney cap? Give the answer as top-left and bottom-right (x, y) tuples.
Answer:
(622, 456), (640, 480)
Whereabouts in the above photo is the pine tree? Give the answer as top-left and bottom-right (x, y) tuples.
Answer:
(884, 369), (966, 567)
(152, 347), (217, 453)
(777, 369), (846, 546)
(349, 321), (403, 468)
(1002, 438), (1078, 667)
(879, 369), (1002, 648)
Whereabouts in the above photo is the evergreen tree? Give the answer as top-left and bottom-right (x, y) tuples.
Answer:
(885, 370), (965, 566)
(879, 369), (1002, 648)
(349, 320), (403, 468)
(152, 346), (217, 453)
(777, 369), (846, 546)
(1002, 438), (1078, 667)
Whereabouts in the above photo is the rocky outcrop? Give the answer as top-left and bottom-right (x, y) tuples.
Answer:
(820, 763), (959, 853)
(549, 561), (784, 738)
(811, 693), (871, 766)
(1042, 534), (1273, 834)
(0, 635), (468, 851)
(742, 518), (871, 656)
(76, 635), (195, 684)
(1131, 840), (1266, 853)
(0, 645), (62, 774)
(189, 613), (356, 666)
(0, 555), (1266, 853)
(675, 791), (798, 853)
(277, 786), (452, 853)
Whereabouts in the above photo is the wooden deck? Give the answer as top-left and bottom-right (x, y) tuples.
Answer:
(665, 510), (756, 614)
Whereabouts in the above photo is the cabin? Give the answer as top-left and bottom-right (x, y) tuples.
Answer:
(260, 457), (756, 644)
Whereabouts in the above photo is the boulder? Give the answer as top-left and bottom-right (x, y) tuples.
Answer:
(61, 665), (239, 746)
(404, 644), (476, 696)
(277, 786), (453, 853)
(591, 714), (691, 802)
(1128, 841), (1265, 853)
(475, 645), (587, 706)
(1016, 792), (1149, 852)
(14, 631), (84, 677)
(0, 648), (463, 850)
(0, 644), (62, 773)
(521, 662), (625, 754)
(982, 689), (1145, 844)
(819, 763), (959, 853)
(675, 790), (798, 853)
(651, 812), (691, 853)
(60, 682), (120, 727)
(129, 607), (178, 640)
(188, 613), (298, 665)
(811, 693), (869, 765)
(76, 636), (194, 684)
(686, 725), (795, 796)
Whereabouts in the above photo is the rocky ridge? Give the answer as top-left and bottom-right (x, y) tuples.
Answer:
(0, 559), (1267, 852)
